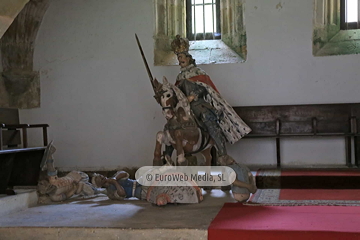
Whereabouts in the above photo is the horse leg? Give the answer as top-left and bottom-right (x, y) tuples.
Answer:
(200, 147), (213, 190)
(174, 130), (187, 166)
(201, 147), (212, 166)
(154, 131), (165, 166)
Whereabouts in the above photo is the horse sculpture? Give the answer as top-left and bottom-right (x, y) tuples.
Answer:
(152, 77), (215, 166)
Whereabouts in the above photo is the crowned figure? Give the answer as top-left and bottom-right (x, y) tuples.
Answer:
(170, 35), (251, 164)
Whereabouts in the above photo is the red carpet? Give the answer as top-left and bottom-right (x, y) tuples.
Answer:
(208, 203), (360, 240)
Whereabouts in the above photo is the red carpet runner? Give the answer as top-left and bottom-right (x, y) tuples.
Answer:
(208, 203), (360, 240)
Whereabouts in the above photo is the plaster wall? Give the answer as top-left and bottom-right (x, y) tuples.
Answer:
(19, 0), (359, 170)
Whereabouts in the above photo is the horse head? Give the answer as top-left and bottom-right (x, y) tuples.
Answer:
(154, 77), (178, 120)
(154, 76), (193, 123)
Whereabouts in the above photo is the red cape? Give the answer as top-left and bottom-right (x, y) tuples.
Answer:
(175, 75), (220, 93)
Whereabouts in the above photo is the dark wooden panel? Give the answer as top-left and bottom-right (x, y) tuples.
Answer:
(246, 122), (276, 135)
(234, 103), (359, 122)
(7, 149), (44, 187)
(280, 121), (313, 134)
(234, 103), (360, 135)
(280, 176), (360, 189)
(317, 121), (350, 133)
(256, 169), (360, 189)
(234, 103), (360, 167)
(0, 147), (45, 193)
(0, 153), (16, 194)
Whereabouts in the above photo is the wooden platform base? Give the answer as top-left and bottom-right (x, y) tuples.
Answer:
(256, 168), (360, 189)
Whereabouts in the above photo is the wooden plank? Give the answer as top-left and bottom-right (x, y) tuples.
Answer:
(0, 147), (45, 193)
(234, 103), (358, 122)
(280, 121), (313, 134)
(234, 103), (360, 135)
(7, 149), (44, 187)
(246, 122), (276, 135)
(256, 169), (360, 189)
(0, 147), (46, 154)
(317, 121), (350, 133)
(233, 103), (360, 168)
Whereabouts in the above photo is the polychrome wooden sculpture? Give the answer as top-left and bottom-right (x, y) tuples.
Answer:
(91, 171), (203, 205)
(171, 35), (252, 166)
(152, 77), (215, 166)
(37, 142), (95, 202)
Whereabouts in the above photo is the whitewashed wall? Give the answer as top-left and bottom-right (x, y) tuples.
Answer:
(19, 0), (359, 170)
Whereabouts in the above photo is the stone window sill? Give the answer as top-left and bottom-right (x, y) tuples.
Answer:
(315, 30), (360, 56)
(154, 40), (245, 66)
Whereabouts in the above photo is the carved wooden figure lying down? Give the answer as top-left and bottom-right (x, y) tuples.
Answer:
(91, 171), (203, 206)
(37, 142), (95, 202)
(217, 155), (257, 203)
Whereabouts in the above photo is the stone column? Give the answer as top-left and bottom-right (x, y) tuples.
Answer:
(0, 0), (49, 109)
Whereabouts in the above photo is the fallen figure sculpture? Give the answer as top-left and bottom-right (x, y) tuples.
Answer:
(37, 141), (96, 202)
(91, 170), (203, 206)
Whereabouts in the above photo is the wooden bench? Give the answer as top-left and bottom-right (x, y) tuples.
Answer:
(233, 103), (360, 168)
(0, 108), (49, 194)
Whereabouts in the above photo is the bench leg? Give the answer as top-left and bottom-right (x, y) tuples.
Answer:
(345, 136), (352, 167)
(355, 137), (360, 167)
(276, 138), (281, 168)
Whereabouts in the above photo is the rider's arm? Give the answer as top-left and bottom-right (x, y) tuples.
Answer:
(189, 84), (207, 102)
(113, 171), (130, 181)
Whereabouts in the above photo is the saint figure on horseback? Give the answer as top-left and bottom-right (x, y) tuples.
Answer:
(152, 76), (215, 166)
(135, 34), (251, 166)
(169, 35), (252, 165)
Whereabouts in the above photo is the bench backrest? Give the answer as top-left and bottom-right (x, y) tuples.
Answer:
(233, 103), (360, 135)
(0, 108), (21, 147)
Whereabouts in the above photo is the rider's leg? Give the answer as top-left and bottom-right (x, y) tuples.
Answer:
(202, 113), (227, 158)
(192, 105), (228, 165)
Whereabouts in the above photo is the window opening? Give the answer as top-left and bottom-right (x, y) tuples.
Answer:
(341, 0), (360, 29)
(186, 0), (221, 40)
